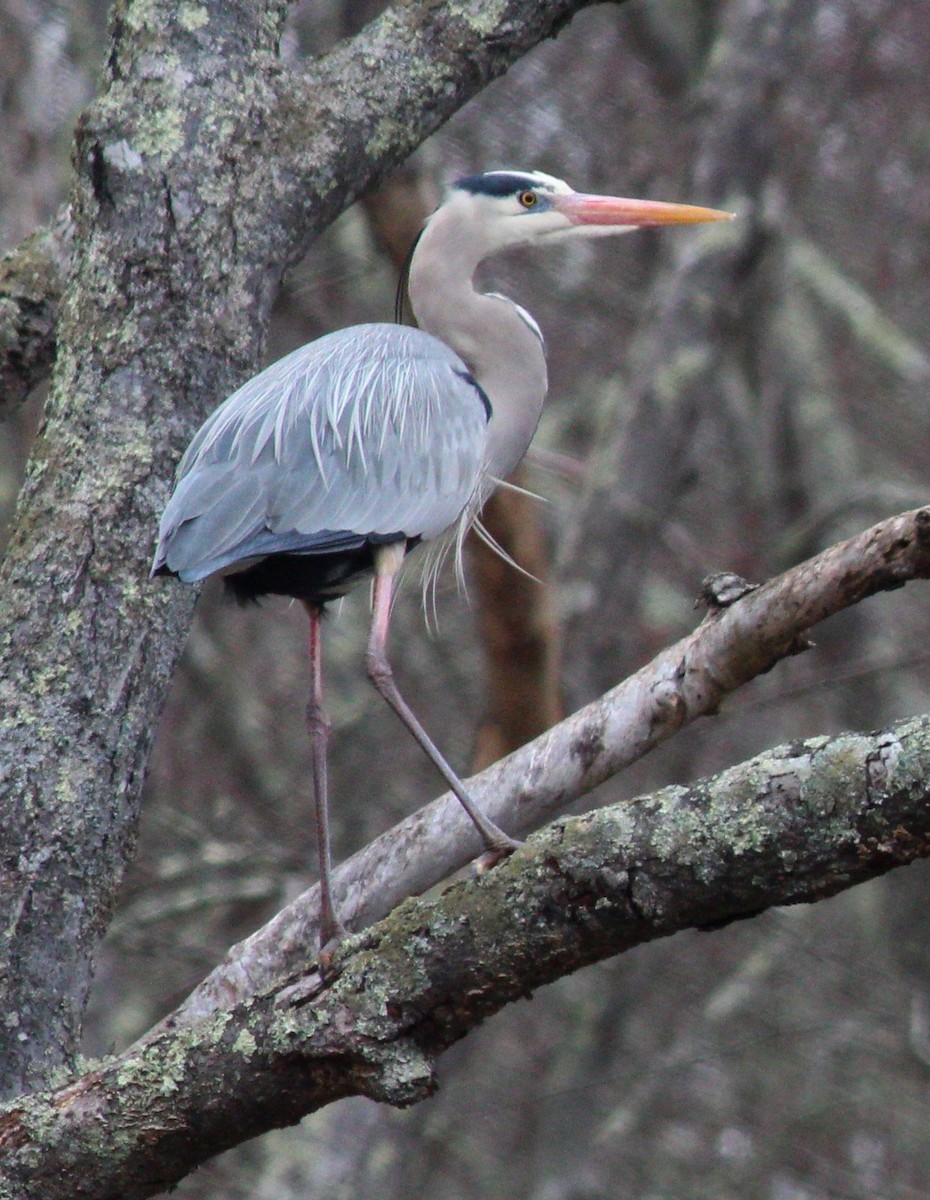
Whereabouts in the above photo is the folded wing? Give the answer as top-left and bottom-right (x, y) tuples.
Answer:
(152, 324), (491, 582)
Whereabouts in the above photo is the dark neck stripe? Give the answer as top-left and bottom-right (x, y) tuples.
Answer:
(455, 369), (493, 421)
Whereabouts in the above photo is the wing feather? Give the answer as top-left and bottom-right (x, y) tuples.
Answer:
(153, 324), (490, 581)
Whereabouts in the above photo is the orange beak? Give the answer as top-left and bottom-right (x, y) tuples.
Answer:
(552, 193), (735, 228)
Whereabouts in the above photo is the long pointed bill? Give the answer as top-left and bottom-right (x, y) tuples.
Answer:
(552, 192), (735, 229)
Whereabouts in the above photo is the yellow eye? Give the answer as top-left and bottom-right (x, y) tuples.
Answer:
(519, 191), (538, 208)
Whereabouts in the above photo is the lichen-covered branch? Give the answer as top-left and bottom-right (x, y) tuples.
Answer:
(3, 711), (930, 1200)
(163, 506), (930, 1027)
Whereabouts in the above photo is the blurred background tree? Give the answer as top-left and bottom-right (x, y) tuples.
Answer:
(3, 0), (930, 1196)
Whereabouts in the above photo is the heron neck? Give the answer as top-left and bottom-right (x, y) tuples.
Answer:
(408, 217), (548, 482)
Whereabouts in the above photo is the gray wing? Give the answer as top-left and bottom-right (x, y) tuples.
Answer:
(153, 324), (490, 582)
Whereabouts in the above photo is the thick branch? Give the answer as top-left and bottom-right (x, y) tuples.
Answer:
(165, 506), (930, 1026)
(3, 711), (930, 1199)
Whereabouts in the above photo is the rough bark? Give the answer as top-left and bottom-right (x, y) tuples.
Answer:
(2, 709), (930, 1200)
(0, 0), (608, 1097)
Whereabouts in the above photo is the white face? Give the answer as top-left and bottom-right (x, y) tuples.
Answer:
(449, 171), (580, 252)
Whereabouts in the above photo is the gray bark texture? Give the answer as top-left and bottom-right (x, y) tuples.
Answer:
(2, 708), (930, 1199)
(0, 0), (604, 1099)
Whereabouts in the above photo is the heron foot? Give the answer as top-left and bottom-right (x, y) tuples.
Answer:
(317, 918), (349, 982)
(474, 834), (523, 875)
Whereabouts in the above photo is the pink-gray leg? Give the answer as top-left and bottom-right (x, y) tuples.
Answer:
(303, 601), (344, 955)
(365, 544), (520, 856)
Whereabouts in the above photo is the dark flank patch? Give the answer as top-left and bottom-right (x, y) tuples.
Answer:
(455, 172), (547, 198)
(222, 534), (420, 607)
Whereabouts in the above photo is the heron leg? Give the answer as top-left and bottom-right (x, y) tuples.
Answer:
(365, 545), (520, 857)
(303, 601), (345, 956)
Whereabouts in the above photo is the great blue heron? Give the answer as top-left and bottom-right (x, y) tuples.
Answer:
(153, 169), (732, 954)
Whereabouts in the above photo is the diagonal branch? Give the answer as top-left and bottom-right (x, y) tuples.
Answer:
(3, 708), (930, 1199)
(163, 506), (930, 1027)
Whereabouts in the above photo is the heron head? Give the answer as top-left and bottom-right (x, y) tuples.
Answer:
(446, 169), (733, 257)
